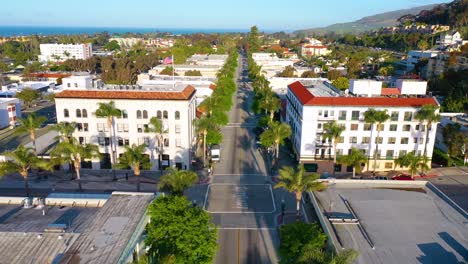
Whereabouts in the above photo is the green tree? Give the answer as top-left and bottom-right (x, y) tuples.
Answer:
(115, 144), (152, 192)
(407, 152), (427, 178)
(51, 138), (100, 191)
(378, 65), (394, 76)
(194, 116), (218, 167)
(0, 62), (10, 73)
(299, 247), (359, 264)
(94, 101), (121, 178)
(258, 91), (281, 122)
(394, 152), (412, 171)
(326, 70), (341, 80)
(301, 70), (318, 78)
(279, 222), (327, 264)
(248, 26), (261, 53)
(104, 40), (120, 51)
(260, 121), (292, 162)
(338, 148), (368, 178)
(332, 77), (349, 90)
(415, 104), (441, 167)
(346, 57), (362, 79)
(364, 109), (390, 173)
(15, 88), (41, 109)
(158, 167), (198, 196)
(417, 40), (429, 51)
(323, 121), (345, 176)
(277, 65), (296, 77)
(0, 145), (51, 197)
(275, 164), (325, 216)
(442, 123), (465, 164)
(15, 113), (47, 154)
(185, 70), (202, 76)
(159, 66), (177, 76)
(145, 196), (217, 263)
(148, 117), (167, 171)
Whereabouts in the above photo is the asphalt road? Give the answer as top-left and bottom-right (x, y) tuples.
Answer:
(210, 53), (280, 264)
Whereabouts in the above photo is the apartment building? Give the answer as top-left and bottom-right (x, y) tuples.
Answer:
(285, 80), (439, 174)
(55, 84), (197, 171)
(406, 50), (440, 71)
(0, 98), (21, 129)
(38, 43), (92, 62)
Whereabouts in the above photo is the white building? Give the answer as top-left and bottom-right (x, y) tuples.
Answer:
(268, 77), (329, 97)
(187, 54), (228, 66)
(149, 64), (221, 78)
(286, 81), (439, 174)
(61, 73), (102, 90)
(109, 37), (144, 48)
(0, 98), (21, 129)
(299, 44), (331, 58)
(55, 84), (197, 170)
(38, 43), (92, 62)
(437, 31), (463, 47)
(406, 50), (440, 71)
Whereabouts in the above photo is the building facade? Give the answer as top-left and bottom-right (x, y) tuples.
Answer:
(285, 81), (439, 174)
(38, 43), (93, 62)
(0, 98), (21, 129)
(55, 85), (197, 171)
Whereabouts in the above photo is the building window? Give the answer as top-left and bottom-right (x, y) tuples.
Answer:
(137, 110), (142, 119)
(117, 123), (129, 132)
(401, 137), (409, 144)
(83, 123), (88, 132)
(374, 150), (381, 158)
(362, 137), (370, 144)
(175, 111), (180, 120)
(157, 110), (162, 119)
(416, 124), (425, 132)
(351, 111), (360, 121)
(76, 109), (82, 118)
(388, 137), (396, 144)
(67, 83), (71, 88)
(404, 111), (412, 121)
(118, 137), (124, 146)
(363, 123), (372, 131)
(317, 123), (322, 129)
(98, 137), (110, 146)
(334, 164), (342, 172)
(78, 137), (85, 145)
(338, 136), (344, 143)
(403, 125), (411, 132)
(137, 124), (144, 133)
(121, 110), (128, 119)
(338, 111), (347, 120)
(399, 150), (407, 157)
(163, 110), (168, 119)
(377, 124), (384, 131)
(391, 111), (399, 121)
(97, 123), (105, 132)
(389, 124), (397, 131)
(385, 162), (393, 169)
(176, 138), (182, 147)
(350, 124), (358, 131)
(336, 149), (343, 156)
(64, 109), (69, 118)
(82, 109), (88, 118)
(76, 123), (83, 132)
(375, 137), (383, 144)
(386, 150), (394, 159)
(175, 124), (181, 134)
(349, 137), (357, 144)
(143, 110), (148, 119)
(164, 138), (169, 147)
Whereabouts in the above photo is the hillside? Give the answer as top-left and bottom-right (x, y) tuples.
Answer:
(294, 4), (440, 35)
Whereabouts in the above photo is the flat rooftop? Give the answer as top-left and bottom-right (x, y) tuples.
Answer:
(0, 192), (154, 264)
(314, 186), (467, 264)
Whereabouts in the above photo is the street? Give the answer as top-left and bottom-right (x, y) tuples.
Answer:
(208, 53), (281, 264)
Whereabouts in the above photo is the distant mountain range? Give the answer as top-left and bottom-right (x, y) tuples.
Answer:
(294, 3), (440, 35)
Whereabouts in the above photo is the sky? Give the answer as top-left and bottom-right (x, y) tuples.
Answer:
(0, 0), (452, 31)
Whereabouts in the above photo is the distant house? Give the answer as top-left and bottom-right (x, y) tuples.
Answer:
(437, 31), (463, 47)
(298, 39), (330, 58)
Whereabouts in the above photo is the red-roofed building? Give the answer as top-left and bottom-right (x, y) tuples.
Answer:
(299, 43), (330, 58)
(285, 81), (439, 174)
(55, 85), (197, 171)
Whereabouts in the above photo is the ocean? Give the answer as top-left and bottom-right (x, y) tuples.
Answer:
(0, 26), (249, 37)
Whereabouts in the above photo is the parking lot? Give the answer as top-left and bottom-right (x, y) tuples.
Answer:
(204, 184), (275, 213)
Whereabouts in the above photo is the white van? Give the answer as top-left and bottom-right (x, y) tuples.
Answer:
(210, 144), (220, 162)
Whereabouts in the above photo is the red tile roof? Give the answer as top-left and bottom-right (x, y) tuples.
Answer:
(55, 86), (196, 100)
(209, 84), (216, 90)
(23, 73), (71, 78)
(381, 88), (401, 95)
(288, 81), (438, 107)
(302, 45), (327, 49)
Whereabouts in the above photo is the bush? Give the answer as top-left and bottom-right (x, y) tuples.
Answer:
(279, 222), (327, 264)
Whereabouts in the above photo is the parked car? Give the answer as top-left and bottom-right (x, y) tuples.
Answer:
(392, 174), (414, 181)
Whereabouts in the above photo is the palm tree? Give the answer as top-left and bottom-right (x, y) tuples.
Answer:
(148, 117), (167, 171)
(408, 153), (422, 178)
(394, 153), (412, 172)
(364, 109), (390, 174)
(115, 144), (152, 192)
(260, 121), (292, 164)
(51, 138), (100, 191)
(194, 116), (217, 167)
(415, 104), (441, 170)
(0, 145), (51, 197)
(338, 148), (368, 178)
(16, 113), (47, 154)
(158, 167), (198, 196)
(258, 91), (281, 122)
(323, 121), (345, 176)
(94, 101), (121, 178)
(275, 164), (326, 216)
(52, 121), (76, 142)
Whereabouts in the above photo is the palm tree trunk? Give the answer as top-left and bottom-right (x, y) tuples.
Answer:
(296, 192), (302, 217)
(24, 177), (30, 197)
(373, 129), (380, 173)
(423, 123), (430, 158)
(353, 166), (356, 178)
(135, 167), (141, 192)
(270, 110), (274, 122)
(275, 142), (280, 164)
(109, 117), (117, 180)
(74, 162), (82, 192)
(203, 132), (207, 168)
(367, 125), (374, 170)
(333, 141), (337, 177)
